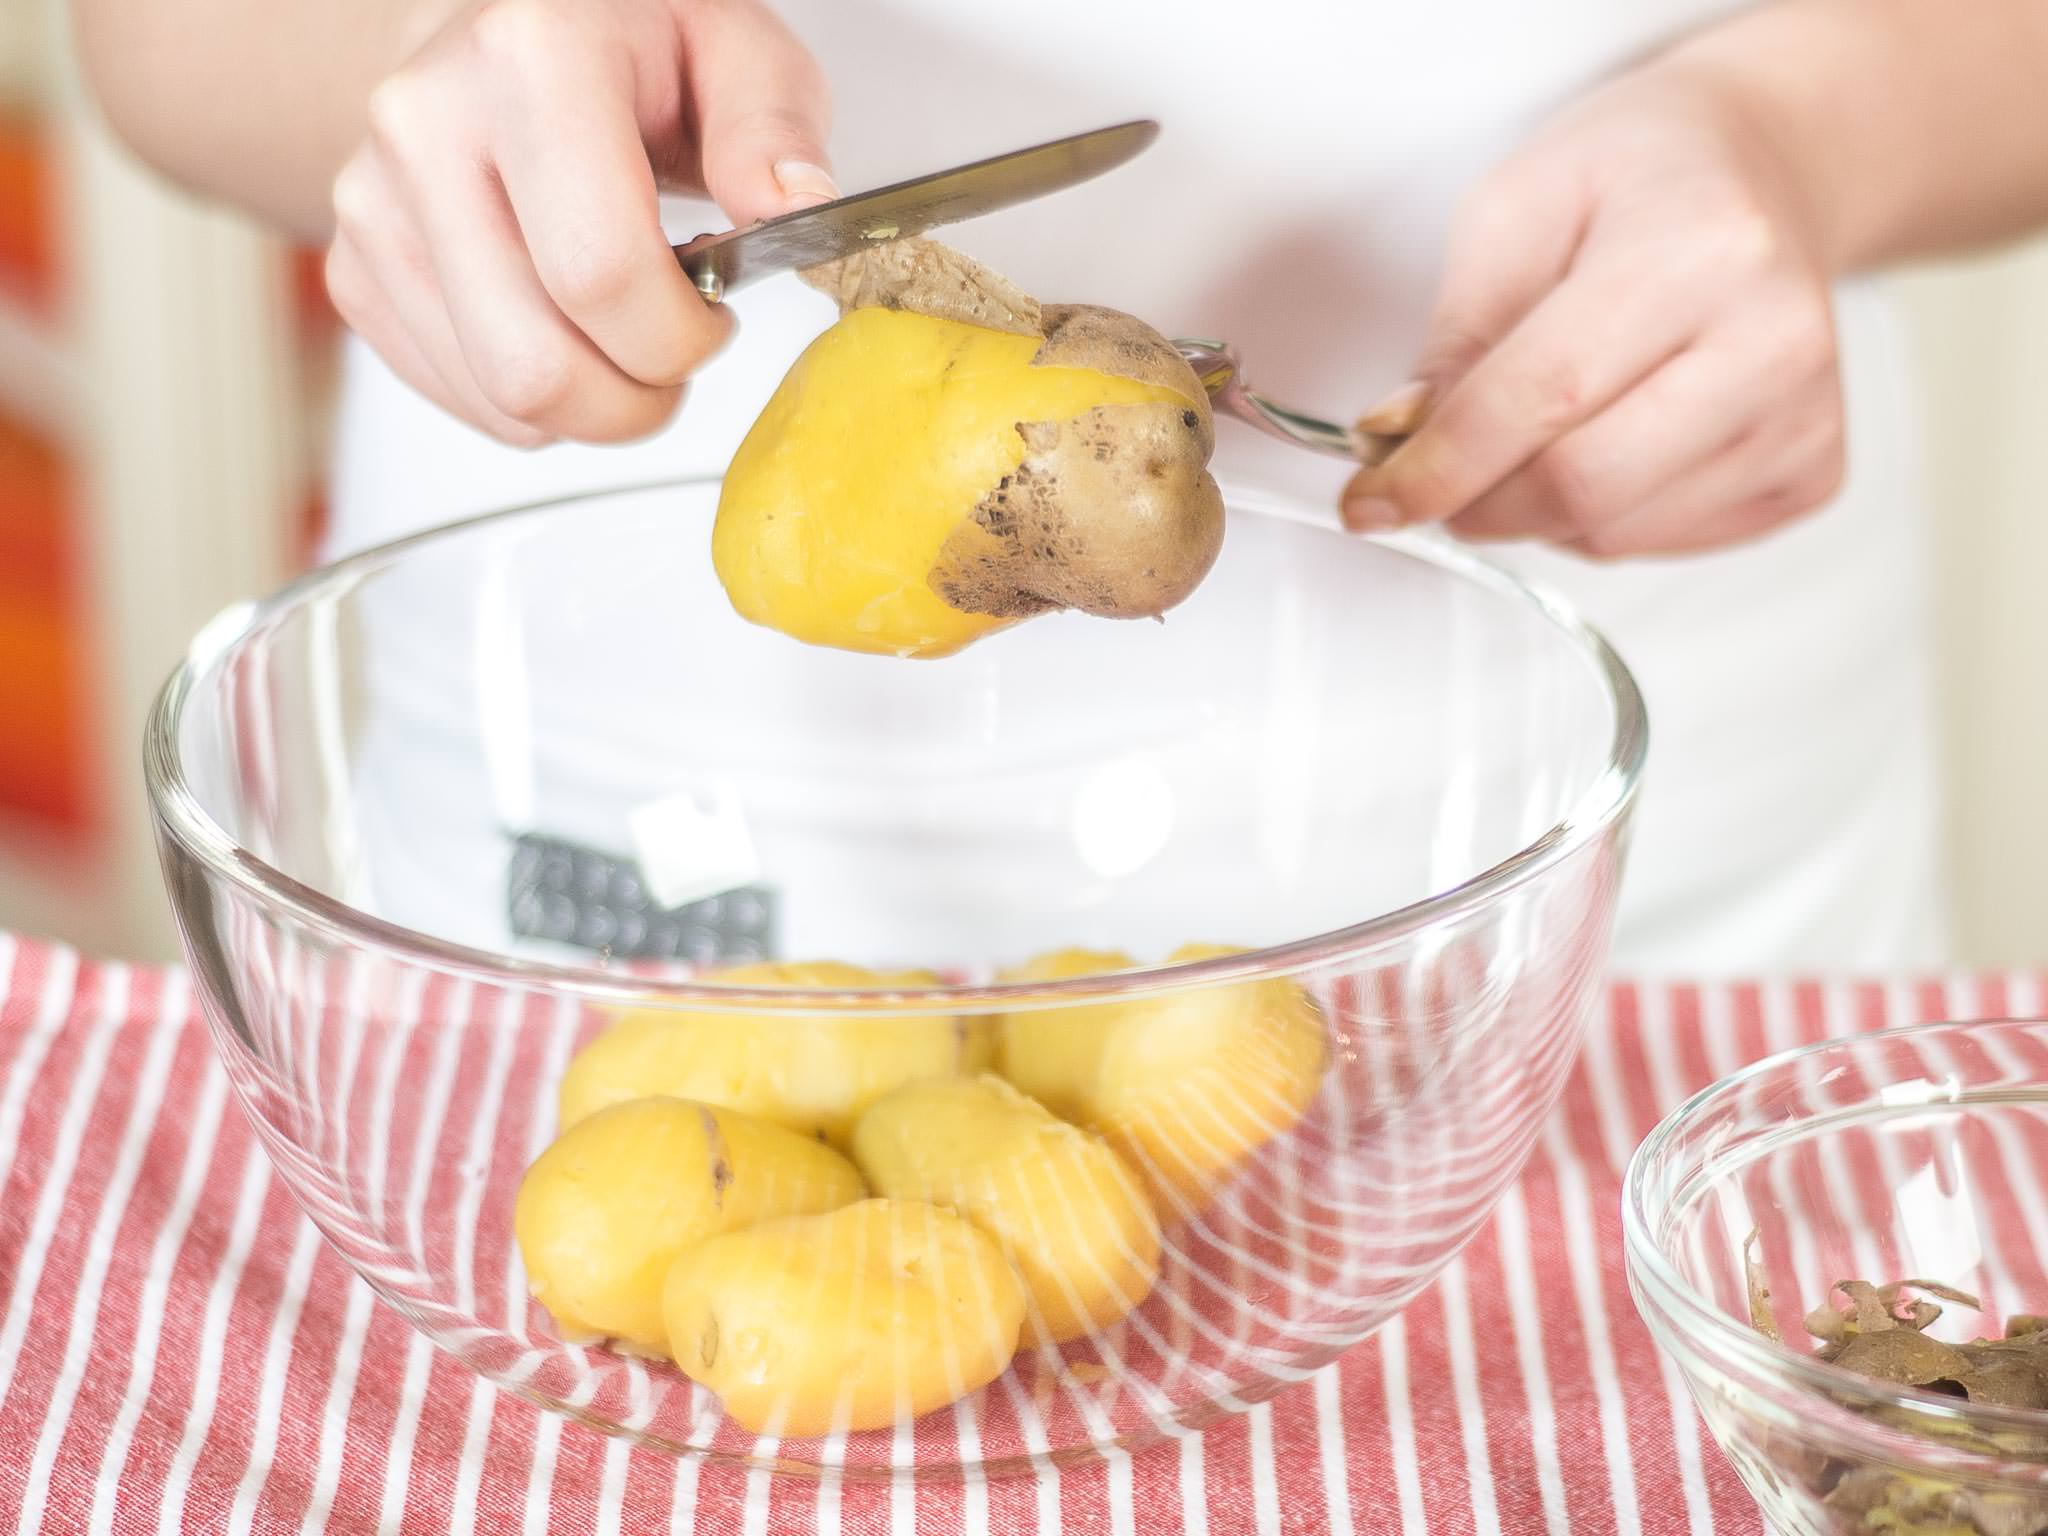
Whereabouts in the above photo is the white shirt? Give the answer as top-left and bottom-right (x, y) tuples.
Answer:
(326, 0), (1949, 974)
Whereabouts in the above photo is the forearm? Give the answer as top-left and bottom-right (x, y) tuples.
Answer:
(1656, 0), (2048, 273)
(73, 0), (461, 237)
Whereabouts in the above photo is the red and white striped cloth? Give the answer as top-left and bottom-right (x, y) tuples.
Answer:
(0, 930), (2041, 1535)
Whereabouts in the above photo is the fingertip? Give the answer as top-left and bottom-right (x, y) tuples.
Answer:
(772, 158), (839, 211)
(711, 149), (835, 226)
(682, 0), (834, 223)
(635, 292), (736, 389)
(693, 295), (740, 361)
(582, 380), (688, 445)
(1346, 498), (1405, 533)
(1338, 473), (1405, 532)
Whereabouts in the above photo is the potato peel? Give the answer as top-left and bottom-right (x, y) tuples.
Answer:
(802, 237), (1042, 336)
(1740, 1245), (2048, 1535)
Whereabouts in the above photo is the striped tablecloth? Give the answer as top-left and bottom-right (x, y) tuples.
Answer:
(0, 931), (2040, 1535)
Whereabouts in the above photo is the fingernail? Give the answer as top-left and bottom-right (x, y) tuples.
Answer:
(773, 159), (839, 209)
(1358, 379), (1432, 435)
(1343, 496), (1403, 532)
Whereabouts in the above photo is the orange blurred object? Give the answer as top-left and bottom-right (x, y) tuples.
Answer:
(0, 415), (94, 833)
(292, 246), (339, 566)
(292, 246), (337, 342)
(0, 112), (57, 312)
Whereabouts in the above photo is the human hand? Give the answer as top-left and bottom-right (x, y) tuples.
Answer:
(1342, 63), (1846, 558)
(324, 0), (832, 446)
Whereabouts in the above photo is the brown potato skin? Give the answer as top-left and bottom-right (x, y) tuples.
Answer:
(803, 239), (1042, 335)
(932, 399), (1224, 621)
(801, 239), (1226, 629)
(1033, 301), (1219, 422)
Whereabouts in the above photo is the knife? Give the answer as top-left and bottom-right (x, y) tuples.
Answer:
(672, 119), (1160, 303)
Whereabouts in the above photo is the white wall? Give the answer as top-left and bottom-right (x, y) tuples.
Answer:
(1894, 240), (2048, 966)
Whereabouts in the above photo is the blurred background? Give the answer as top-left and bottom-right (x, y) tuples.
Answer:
(0, 6), (2042, 970)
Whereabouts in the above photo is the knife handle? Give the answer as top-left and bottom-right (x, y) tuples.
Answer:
(673, 230), (737, 304)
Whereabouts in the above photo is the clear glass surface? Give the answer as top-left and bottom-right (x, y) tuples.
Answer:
(149, 478), (1642, 1475)
(1626, 1019), (2048, 1535)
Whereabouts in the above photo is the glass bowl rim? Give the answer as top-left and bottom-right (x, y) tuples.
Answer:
(1623, 1015), (2048, 1451)
(143, 473), (1647, 1012)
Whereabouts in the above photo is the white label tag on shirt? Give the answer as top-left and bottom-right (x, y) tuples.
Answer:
(629, 784), (761, 911)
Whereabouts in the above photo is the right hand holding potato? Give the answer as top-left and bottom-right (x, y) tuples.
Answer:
(325, 0), (834, 446)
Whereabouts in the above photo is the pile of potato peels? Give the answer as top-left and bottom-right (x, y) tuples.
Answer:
(1745, 1238), (2048, 1535)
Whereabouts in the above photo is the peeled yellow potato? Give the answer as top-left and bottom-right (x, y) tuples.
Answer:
(664, 1198), (1026, 1436)
(998, 944), (1327, 1210)
(992, 947), (1139, 1124)
(514, 1097), (864, 1353)
(713, 238), (1224, 659)
(957, 1017), (998, 1075)
(1091, 945), (1328, 1208)
(559, 960), (968, 1146)
(852, 1075), (1159, 1344)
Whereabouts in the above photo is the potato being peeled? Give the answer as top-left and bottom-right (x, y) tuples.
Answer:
(558, 960), (968, 1147)
(713, 238), (1224, 658)
(663, 1198), (1025, 1436)
(513, 1097), (864, 1353)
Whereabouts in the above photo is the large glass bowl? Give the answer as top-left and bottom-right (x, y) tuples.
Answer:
(1625, 1019), (2048, 1535)
(146, 478), (1643, 1476)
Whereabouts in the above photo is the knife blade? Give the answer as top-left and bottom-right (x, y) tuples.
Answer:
(672, 119), (1159, 303)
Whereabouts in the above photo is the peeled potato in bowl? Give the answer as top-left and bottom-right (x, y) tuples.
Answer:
(991, 947), (1141, 1125)
(713, 238), (1224, 659)
(998, 943), (1328, 1212)
(559, 960), (970, 1147)
(852, 1075), (1160, 1345)
(664, 1198), (1026, 1437)
(513, 1096), (864, 1354)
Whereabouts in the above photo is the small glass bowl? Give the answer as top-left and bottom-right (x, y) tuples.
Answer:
(1625, 1019), (2048, 1535)
(148, 477), (1643, 1476)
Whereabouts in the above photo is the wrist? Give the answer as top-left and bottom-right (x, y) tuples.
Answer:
(384, 0), (476, 71)
(1645, 2), (1903, 276)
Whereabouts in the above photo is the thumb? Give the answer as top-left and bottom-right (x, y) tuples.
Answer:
(1342, 157), (1582, 520)
(681, 0), (836, 226)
